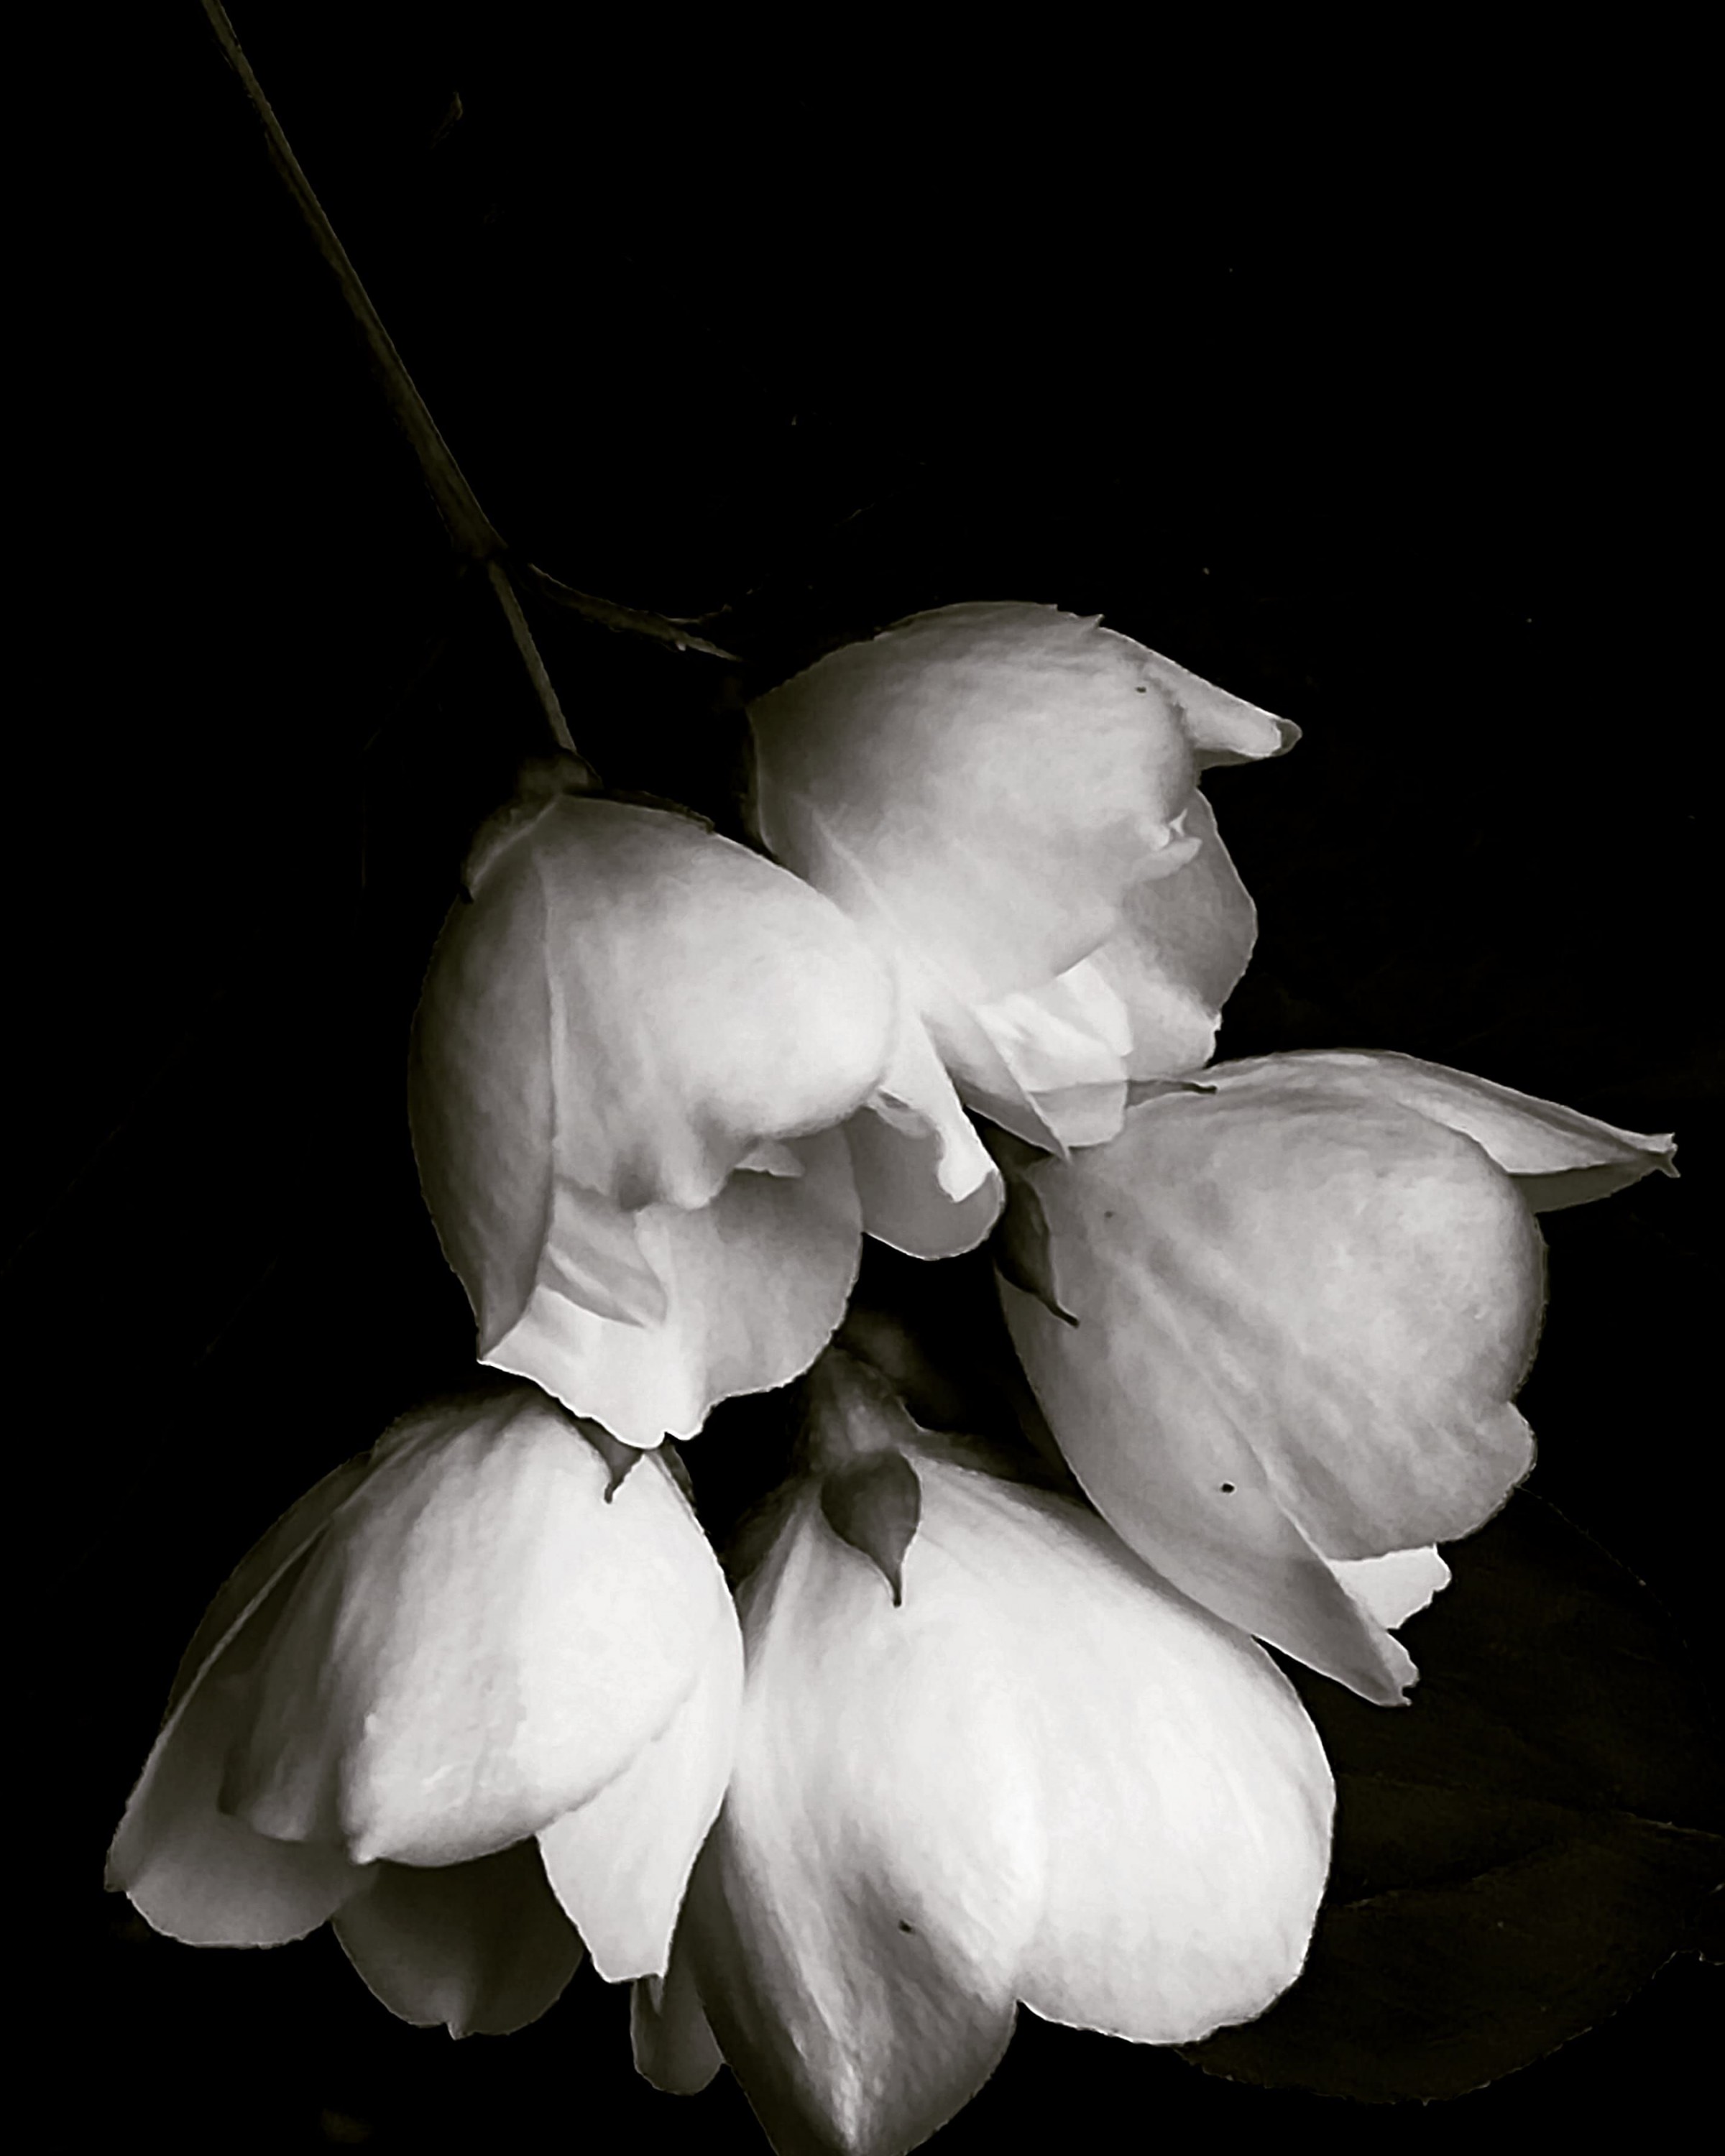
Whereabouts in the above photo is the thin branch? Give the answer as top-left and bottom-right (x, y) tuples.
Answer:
(197, 1), (737, 773)
(198, 0), (500, 562)
(520, 563), (742, 660)
(485, 561), (589, 771)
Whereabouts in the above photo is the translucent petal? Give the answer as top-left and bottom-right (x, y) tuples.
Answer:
(333, 1839), (584, 2036)
(537, 1610), (743, 1981)
(750, 604), (1284, 1013)
(484, 1130), (863, 1445)
(409, 796), (896, 1348)
(1086, 791), (1261, 1083)
(970, 959), (1133, 1149)
(221, 1396), (732, 1865)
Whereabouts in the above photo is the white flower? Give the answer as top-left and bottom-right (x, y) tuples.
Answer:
(748, 602), (1295, 1253)
(106, 1387), (742, 2033)
(633, 1351), (1334, 2156)
(998, 1050), (1678, 1702)
(409, 767), (924, 1445)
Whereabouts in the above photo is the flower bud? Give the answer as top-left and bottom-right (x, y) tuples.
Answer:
(635, 1373), (1333, 2155)
(999, 1050), (1678, 1704)
(107, 1387), (743, 2032)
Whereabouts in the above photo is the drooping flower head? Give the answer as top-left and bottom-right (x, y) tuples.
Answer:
(634, 1350), (1335, 2155)
(749, 603), (1297, 1220)
(108, 1387), (742, 2032)
(999, 1051), (1678, 1702)
(410, 763), (917, 1445)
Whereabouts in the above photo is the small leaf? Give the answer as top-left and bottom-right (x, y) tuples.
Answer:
(819, 1450), (923, 1606)
(576, 1416), (644, 1500)
(992, 1172), (1077, 1326)
(1179, 1493), (1725, 2100)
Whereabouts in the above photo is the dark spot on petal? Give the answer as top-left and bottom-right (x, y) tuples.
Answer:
(1135, 685), (1149, 693)
(898, 1920), (916, 1934)
(1220, 1483), (1236, 1493)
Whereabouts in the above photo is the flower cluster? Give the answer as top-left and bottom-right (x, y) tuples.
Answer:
(109, 603), (1676, 2153)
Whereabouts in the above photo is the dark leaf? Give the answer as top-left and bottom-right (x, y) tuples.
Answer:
(1181, 1493), (1724, 2100)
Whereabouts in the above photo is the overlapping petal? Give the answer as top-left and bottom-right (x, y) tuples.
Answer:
(639, 1362), (1333, 2156)
(409, 778), (910, 1439)
(107, 1388), (743, 2027)
(749, 602), (1293, 1156)
(1000, 1053), (1676, 1702)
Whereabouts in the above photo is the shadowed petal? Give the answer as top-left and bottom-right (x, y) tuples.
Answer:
(485, 1131), (864, 1445)
(333, 1838), (584, 2036)
(632, 1950), (724, 2094)
(1087, 792), (1261, 1084)
(106, 1567), (371, 1945)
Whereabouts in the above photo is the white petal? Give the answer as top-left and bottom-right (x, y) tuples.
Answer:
(682, 1452), (1333, 2154)
(1087, 791), (1261, 1083)
(1331, 1546), (1453, 1629)
(933, 1468), (1334, 2045)
(485, 1130), (863, 1445)
(1202, 1050), (1677, 1210)
(1002, 1079), (1550, 1700)
(107, 1604), (369, 1946)
(970, 959), (1134, 1149)
(537, 1603), (743, 1981)
(333, 1838), (584, 2036)
(222, 1399), (732, 1865)
(410, 795), (896, 1349)
(681, 1485), (1040, 2156)
(844, 1000), (1003, 1258)
(107, 1457), (377, 1945)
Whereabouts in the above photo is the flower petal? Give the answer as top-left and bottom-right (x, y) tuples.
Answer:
(221, 1395), (732, 1864)
(1002, 1082), (1548, 1697)
(680, 1484), (1041, 2156)
(106, 1562), (371, 1945)
(1086, 791), (1261, 1082)
(1001, 1270), (1416, 1705)
(968, 959), (1133, 1149)
(843, 1002), (1003, 1258)
(937, 1469), (1333, 2045)
(332, 1839), (584, 2036)
(484, 1130), (864, 1445)
(681, 1447), (1333, 2154)
(750, 604), (1276, 1013)
(107, 1457), (378, 1945)
(1330, 1546), (1453, 1629)
(410, 794), (896, 1349)
(536, 1609), (743, 1982)
(1203, 1050), (1678, 1211)
(631, 1950), (724, 2095)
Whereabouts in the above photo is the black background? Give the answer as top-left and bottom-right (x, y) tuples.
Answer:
(28, 5), (1717, 2148)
